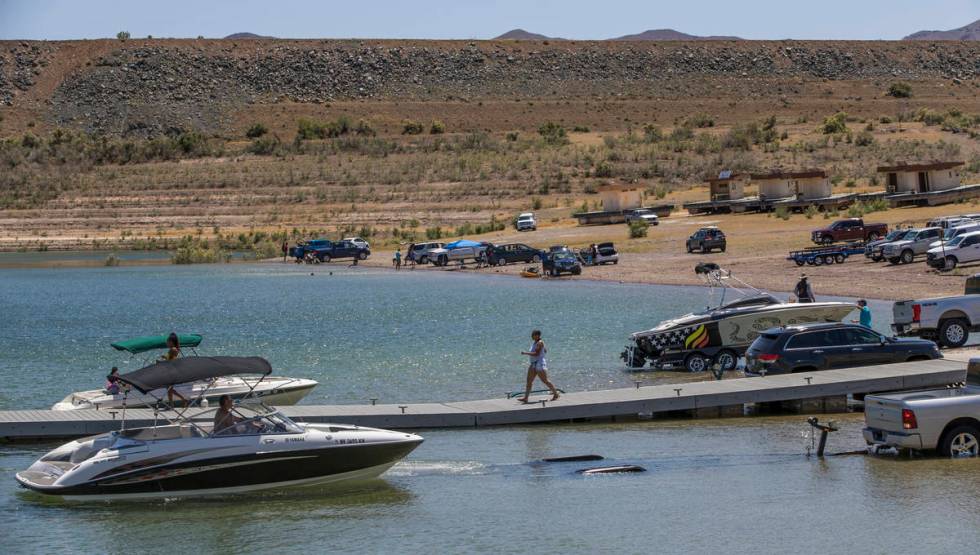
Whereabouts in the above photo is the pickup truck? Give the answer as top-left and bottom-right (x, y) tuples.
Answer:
(428, 243), (487, 266)
(290, 239), (370, 263)
(625, 209), (659, 226)
(881, 227), (942, 265)
(864, 229), (912, 262)
(892, 274), (980, 347)
(811, 218), (887, 245)
(863, 360), (980, 457)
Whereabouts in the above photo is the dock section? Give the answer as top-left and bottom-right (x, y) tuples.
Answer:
(0, 359), (967, 441)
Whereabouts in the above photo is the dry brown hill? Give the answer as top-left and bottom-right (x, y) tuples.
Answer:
(611, 29), (741, 41)
(2, 38), (980, 137)
(904, 18), (980, 40)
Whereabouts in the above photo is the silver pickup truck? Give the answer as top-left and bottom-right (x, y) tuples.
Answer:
(863, 361), (980, 457)
(893, 274), (980, 348)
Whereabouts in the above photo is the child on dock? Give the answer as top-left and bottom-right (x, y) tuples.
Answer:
(517, 330), (560, 403)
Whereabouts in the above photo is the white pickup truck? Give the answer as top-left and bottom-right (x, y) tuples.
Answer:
(892, 274), (980, 348)
(863, 360), (980, 457)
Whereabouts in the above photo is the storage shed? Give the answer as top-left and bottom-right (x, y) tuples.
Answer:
(751, 170), (827, 200)
(877, 161), (963, 194)
(598, 183), (643, 211)
(706, 171), (748, 201)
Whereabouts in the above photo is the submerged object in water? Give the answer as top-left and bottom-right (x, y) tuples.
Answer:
(542, 454), (605, 463)
(578, 465), (646, 475)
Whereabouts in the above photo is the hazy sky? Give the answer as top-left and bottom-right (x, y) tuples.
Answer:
(1, 0), (978, 41)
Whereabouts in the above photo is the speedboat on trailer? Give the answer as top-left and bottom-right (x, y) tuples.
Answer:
(52, 334), (317, 410)
(18, 357), (422, 500)
(621, 263), (856, 372)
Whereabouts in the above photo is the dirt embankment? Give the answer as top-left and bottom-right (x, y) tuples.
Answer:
(3, 39), (980, 135)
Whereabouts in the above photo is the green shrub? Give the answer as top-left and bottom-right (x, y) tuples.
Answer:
(572, 125), (591, 132)
(594, 161), (613, 178)
(642, 124), (663, 142)
(821, 112), (849, 134)
(538, 122), (569, 145)
(804, 205), (818, 219)
(402, 120), (424, 135)
(245, 123), (268, 138)
(854, 130), (875, 146)
(886, 82), (912, 98)
(774, 205), (791, 220)
(353, 120), (376, 136)
(247, 135), (280, 155)
(297, 117), (353, 140)
(532, 197), (543, 210)
(104, 254), (120, 267)
(628, 219), (649, 238)
(116, 31), (130, 41)
(685, 113), (715, 128)
(505, 131), (519, 142)
(429, 120), (446, 135)
(425, 227), (443, 240)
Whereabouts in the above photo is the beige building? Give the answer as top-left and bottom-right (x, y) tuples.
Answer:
(878, 161), (963, 194)
(706, 172), (748, 201)
(751, 170), (829, 200)
(598, 183), (642, 211)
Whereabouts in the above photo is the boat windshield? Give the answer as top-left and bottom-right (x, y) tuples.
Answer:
(714, 294), (780, 311)
(194, 404), (303, 436)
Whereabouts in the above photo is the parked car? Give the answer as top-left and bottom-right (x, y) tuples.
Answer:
(409, 242), (445, 265)
(542, 251), (582, 276)
(927, 216), (973, 230)
(865, 229), (913, 262)
(516, 213), (537, 232)
(488, 243), (543, 266)
(892, 271), (980, 347)
(625, 208), (659, 226)
(290, 239), (370, 263)
(585, 242), (619, 265)
(881, 227), (943, 264)
(687, 227), (726, 254)
(811, 218), (888, 245)
(428, 241), (488, 266)
(745, 322), (941, 376)
(926, 231), (980, 271)
(863, 380), (980, 457)
(343, 236), (370, 250)
(928, 222), (980, 250)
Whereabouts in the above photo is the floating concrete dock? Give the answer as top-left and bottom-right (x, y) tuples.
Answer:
(0, 359), (967, 441)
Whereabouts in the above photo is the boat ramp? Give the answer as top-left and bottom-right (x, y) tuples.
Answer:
(0, 359), (970, 441)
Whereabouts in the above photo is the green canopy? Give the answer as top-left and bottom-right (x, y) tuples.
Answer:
(111, 334), (203, 354)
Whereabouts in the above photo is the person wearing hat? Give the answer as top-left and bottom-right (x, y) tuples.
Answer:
(794, 274), (814, 303)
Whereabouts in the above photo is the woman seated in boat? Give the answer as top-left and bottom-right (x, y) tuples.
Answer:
(104, 367), (122, 395)
(213, 394), (240, 434)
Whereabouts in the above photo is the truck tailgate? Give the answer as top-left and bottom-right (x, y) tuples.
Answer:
(864, 396), (906, 432)
(892, 300), (914, 326)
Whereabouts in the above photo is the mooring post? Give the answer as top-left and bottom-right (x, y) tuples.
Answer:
(806, 416), (839, 457)
(370, 398), (378, 406)
(398, 405), (407, 414)
(634, 381), (642, 390)
(674, 388), (683, 397)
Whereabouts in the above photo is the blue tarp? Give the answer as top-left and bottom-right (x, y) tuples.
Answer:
(445, 239), (482, 249)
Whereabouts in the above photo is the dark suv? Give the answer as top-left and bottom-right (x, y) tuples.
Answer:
(687, 227), (726, 254)
(542, 251), (582, 276)
(744, 322), (940, 376)
(488, 243), (543, 266)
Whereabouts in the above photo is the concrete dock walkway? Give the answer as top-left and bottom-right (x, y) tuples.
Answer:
(0, 359), (968, 441)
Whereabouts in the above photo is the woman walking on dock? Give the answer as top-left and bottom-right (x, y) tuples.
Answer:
(517, 330), (560, 403)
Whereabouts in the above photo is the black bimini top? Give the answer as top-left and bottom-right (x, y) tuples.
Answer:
(118, 356), (273, 394)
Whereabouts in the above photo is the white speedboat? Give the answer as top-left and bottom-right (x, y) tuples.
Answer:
(52, 375), (318, 411)
(622, 264), (856, 371)
(52, 334), (317, 410)
(19, 357), (422, 500)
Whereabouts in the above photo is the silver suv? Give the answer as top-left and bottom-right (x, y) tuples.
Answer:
(409, 242), (444, 265)
(427, 244), (487, 266)
(882, 227), (943, 265)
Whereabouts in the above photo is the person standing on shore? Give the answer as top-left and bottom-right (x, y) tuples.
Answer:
(281, 240), (289, 262)
(794, 274), (814, 303)
(393, 249), (402, 270)
(852, 299), (872, 328)
(517, 330), (560, 403)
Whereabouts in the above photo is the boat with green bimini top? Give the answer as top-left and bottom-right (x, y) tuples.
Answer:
(51, 335), (318, 410)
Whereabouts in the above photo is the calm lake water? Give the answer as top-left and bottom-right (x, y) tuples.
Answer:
(1, 262), (976, 554)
